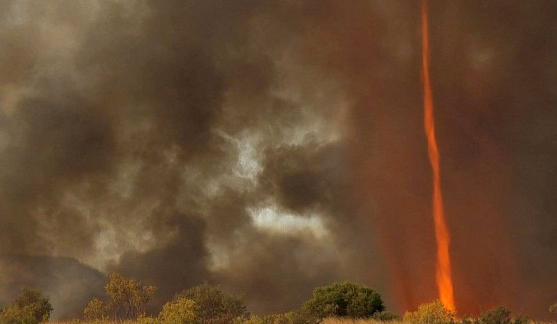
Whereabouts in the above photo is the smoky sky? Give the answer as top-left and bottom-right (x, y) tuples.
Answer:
(1, 0), (557, 321)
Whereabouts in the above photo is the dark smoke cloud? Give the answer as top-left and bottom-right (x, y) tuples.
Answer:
(1, 0), (556, 321)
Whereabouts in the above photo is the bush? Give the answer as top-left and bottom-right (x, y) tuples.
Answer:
(477, 307), (512, 324)
(177, 282), (248, 324)
(264, 312), (313, 324)
(0, 306), (37, 324)
(477, 307), (527, 324)
(302, 282), (384, 320)
(403, 300), (455, 324)
(239, 315), (265, 324)
(83, 298), (107, 320)
(83, 272), (156, 321)
(371, 311), (401, 321)
(138, 314), (161, 324)
(159, 297), (199, 324)
(0, 287), (52, 324)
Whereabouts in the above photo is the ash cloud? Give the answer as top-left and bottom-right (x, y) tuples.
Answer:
(1, 0), (557, 321)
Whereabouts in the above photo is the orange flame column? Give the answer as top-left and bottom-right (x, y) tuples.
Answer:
(421, 0), (456, 311)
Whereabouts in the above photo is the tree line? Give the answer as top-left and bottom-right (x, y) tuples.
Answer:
(1, 273), (556, 324)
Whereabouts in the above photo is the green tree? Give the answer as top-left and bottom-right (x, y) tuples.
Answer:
(403, 300), (455, 324)
(159, 297), (199, 324)
(302, 282), (384, 320)
(177, 282), (248, 324)
(83, 272), (156, 321)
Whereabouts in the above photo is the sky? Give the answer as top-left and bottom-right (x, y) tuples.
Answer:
(0, 0), (556, 320)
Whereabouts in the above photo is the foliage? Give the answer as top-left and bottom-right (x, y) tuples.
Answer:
(239, 315), (265, 324)
(83, 272), (157, 321)
(302, 282), (384, 320)
(138, 314), (162, 324)
(476, 307), (527, 324)
(263, 312), (314, 324)
(403, 300), (455, 324)
(159, 297), (199, 324)
(0, 287), (52, 324)
(371, 311), (401, 321)
(0, 306), (36, 324)
(84, 298), (108, 321)
(13, 287), (53, 322)
(177, 282), (249, 324)
(321, 317), (404, 324)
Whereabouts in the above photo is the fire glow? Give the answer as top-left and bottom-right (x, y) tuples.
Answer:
(421, 0), (456, 311)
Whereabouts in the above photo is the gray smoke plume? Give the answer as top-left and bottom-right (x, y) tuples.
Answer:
(0, 0), (556, 321)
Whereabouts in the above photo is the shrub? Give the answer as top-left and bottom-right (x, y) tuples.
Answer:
(0, 287), (52, 324)
(302, 282), (384, 320)
(371, 311), (401, 321)
(83, 272), (156, 321)
(240, 315), (265, 324)
(0, 306), (36, 324)
(477, 307), (527, 324)
(477, 307), (512, 324)
(13, 287), (53, 323)
(159, 297), (199, 324)
(177, 282), (249, 324)
(83, 298), (107, 321)
(403, 300), (455, 324)
(138, 314), (161, 324)
(264, 312), (313, 324)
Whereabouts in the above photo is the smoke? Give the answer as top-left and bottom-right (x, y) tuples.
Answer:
(310, 0), (557, 318)
(0, 0), (557, 321)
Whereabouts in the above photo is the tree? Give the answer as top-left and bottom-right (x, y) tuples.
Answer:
(13, 287), (53, 323)
(83, 272), (156, 321)
(159, 297), (199, 324)
(0, 287), (52, 324)
(403, 300), (455, 324)
(177, 282), (249, 324)
(477, 307), (512, 324)
(302, 282), (384, 320)
(83, 298), (107, 320)
(477, 307), (527, 324)
(0, 306), (36, 324)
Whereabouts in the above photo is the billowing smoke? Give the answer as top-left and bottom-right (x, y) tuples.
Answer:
(0, 0), (556, 321)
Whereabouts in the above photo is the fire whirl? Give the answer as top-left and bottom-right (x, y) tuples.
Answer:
(421, 0), (456, 311)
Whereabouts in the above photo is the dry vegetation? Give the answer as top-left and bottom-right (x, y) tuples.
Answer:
(2, 276), (556, 324)
(323, 317), (406, 324)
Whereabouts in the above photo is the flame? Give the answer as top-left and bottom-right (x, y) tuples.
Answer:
(421, 0), (456, 312)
